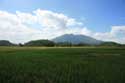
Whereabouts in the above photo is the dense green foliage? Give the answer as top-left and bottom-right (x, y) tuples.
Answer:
(55, 42), (92, 47)
(0, 47), (125, 83)
(24, 40), (55, 46)
(0, 40), (15, 46)
(55, 42), (72, 46)
(100, 42), (122, 46)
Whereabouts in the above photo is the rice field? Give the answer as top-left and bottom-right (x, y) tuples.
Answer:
(0, 47), (125, 83)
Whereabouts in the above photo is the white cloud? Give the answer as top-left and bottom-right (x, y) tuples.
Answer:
(0, 9), (125, 44)
(93, 26), (125, 44)
(34, 9), (82, 30)
(16, 11), (37, 24)
(0, 11), (41, 43)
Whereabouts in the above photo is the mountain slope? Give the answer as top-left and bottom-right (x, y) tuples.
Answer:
(52, 34), (103, 45)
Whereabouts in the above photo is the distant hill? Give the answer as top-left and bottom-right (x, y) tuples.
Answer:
(52, 34), (103, 45)
(0, 40), (15, 46)
(100, 42), (122, 46)
(24, 40), (55, 46)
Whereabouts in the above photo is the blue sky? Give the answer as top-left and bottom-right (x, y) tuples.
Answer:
(0, 0), (125, 32)
(0, 0), (125, 43)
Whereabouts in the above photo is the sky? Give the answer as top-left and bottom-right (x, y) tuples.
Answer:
(0, 0), (125, 44)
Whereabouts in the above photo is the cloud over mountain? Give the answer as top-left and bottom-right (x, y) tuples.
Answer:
(0, 9), (124, 44)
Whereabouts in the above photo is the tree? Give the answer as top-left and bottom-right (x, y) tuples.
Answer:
(0, 40), (15, 46)
(19, 43), (24, 47)
(55, 42), (72, 47)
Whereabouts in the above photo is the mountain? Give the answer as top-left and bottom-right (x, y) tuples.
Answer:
(52, 34), (103, 45)
(0, 40), (15, 46)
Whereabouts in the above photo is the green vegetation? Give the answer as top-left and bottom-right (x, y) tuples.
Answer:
(0, 40), (15, 46)
(100, 42), (122, 46)
(0, 47), (125, 83)
(24, 40), (55, 46)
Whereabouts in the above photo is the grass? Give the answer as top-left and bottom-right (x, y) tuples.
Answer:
(0, 47), (125, 83)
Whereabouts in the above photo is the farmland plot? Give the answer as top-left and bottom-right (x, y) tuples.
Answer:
(0, 47), (125, 83)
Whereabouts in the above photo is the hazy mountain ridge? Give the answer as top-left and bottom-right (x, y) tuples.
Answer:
(52, 34), (103, 45)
